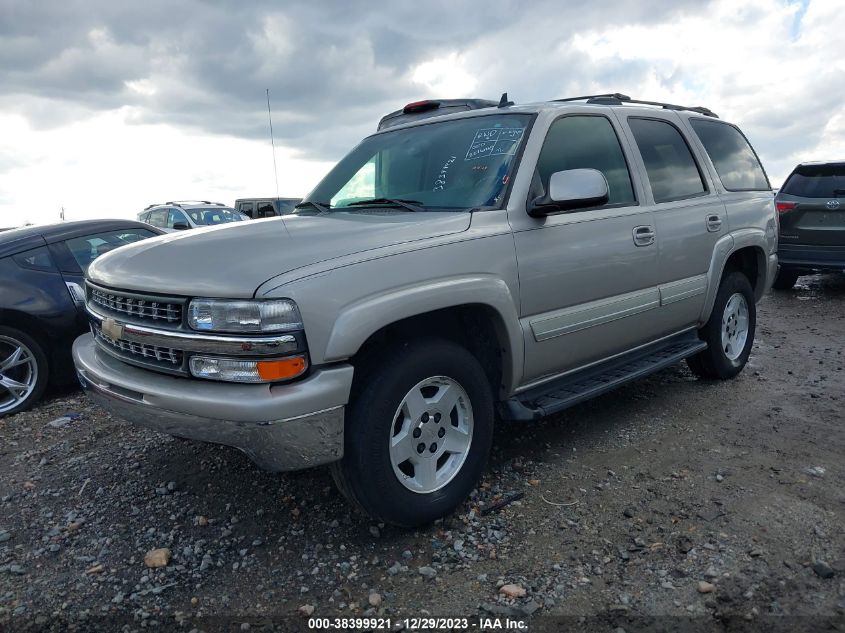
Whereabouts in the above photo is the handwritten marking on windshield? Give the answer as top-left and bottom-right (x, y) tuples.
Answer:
(433, 155), (457, 191)
(465, 128), (524, 161)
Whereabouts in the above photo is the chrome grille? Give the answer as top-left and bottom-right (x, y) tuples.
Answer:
(93, 324), (184, 367)
(89, 286), (183, 324)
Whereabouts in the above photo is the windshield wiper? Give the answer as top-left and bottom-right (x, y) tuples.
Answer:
(294, 200), (331, 213)
(346, 198), (425, 213)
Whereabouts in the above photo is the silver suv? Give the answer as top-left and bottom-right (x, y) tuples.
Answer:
(73, 94), (777, 526)
(138, 201), (246, 232)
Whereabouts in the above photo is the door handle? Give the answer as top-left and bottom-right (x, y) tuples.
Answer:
(706, 214), (722, 232)
(632, 225), (655, 246)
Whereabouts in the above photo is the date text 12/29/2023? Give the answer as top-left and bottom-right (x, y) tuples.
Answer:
(307, 616), (528, 630)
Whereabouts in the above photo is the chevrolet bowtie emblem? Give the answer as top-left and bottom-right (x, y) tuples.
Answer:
(102, 317), (125, 339)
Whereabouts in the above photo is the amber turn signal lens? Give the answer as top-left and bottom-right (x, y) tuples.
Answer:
(257, 356), (307, 381)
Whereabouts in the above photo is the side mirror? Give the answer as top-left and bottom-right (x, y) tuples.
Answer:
(172, 222), (190, 231)
(528, 168), (609, 217)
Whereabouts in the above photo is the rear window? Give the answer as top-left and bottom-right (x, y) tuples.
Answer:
(781, 164), (845, 198)
(690, 119), (769, 191)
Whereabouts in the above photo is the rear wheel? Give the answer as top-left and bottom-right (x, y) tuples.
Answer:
(331, 338), (494, 527)
(687, 272), (756, 380)
(0, 326), (49, 417)
(772, 269), (799, 290)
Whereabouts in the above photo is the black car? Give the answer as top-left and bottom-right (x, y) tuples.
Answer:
(773, 161), (845, 289)
(0, 219), (163, 416)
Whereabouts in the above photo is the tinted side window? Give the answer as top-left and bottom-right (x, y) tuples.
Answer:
(690, 119), (769, 191)
(147, 209), (167, 227)
(13, 246), (56, 271)
(239, 202), (255, 218)
(781, 164), (845, 198)
(257, 201), (276, 218)
(537, 115), (635, 207)
(167, 209), (188, 228)
(276, 200), (299, 215)
(628, 118), (706, 203)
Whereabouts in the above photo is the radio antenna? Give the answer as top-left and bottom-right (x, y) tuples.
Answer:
(266, 88), (280, 199)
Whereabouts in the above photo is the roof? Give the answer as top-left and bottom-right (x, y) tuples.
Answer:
(375, 93), (724, 136)
(0, 219), (162, 259)
(143, 201), (232, 210)
(796, 160), (845, 167)
(234, 197), (301, 203)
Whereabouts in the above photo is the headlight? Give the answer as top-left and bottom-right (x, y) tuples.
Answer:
(189, 355), (308, 383)
(188, 298), (302, 333)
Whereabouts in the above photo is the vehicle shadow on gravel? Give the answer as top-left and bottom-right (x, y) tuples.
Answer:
(135, 360), (705, 540)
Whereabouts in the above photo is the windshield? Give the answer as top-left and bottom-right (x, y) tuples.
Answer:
(302, 114), (532, 211)
(187, 208), (243, 225)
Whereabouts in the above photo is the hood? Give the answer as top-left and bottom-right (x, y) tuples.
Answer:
(87, 211), (470, 297)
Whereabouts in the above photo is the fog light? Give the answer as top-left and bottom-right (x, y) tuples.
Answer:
(189, 355), (308, 383)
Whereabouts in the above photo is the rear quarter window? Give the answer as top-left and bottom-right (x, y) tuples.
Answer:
(13, 246), (56, 272)
(689, 119), (769, 191)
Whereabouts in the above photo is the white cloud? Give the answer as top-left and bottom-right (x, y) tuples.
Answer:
(0, 109), (332, 226)
(565, 0), (845, 184)
(2, 0), (844, 229)
(411, 53), (477, 97)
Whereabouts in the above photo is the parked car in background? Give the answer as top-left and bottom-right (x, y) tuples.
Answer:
(0, 220), (163, 416)
(773, 161), (845, 289)
(234, 197), (302, 219)
(73, 93), (776, 526)
(138, 201), (247, 233)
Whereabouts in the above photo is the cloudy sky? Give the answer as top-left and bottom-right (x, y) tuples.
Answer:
(1, 0), (843, 227)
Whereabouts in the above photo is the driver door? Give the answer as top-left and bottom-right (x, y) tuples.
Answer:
(509, 113), (662, 384)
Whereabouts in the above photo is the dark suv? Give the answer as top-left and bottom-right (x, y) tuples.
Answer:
(234, 198), (302, 219)
(774, 161), (845, 289)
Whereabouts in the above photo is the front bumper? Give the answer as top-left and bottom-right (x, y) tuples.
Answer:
(72, 333), (354, 471)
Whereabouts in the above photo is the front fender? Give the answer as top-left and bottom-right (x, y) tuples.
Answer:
(324, 275), (524, 394)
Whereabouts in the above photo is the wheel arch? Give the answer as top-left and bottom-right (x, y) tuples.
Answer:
(700, 231), (768, 322)
(323, 278), (523, 398)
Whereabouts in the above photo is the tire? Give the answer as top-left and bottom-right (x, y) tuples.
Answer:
(687, 272), (756, 380)
(0, 326), (49, 417)
(772, 269), (799, 290)
(331, 338), (494, 527)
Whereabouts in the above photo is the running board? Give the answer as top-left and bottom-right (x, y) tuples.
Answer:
(499, 332), (707, 421)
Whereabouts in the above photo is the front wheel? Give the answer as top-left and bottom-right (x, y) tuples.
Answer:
(331, 338), (494, 527)
(687, 272), (756, 380)
(0, 326), (49, 417)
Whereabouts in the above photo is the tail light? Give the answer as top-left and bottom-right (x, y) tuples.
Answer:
(776, 201), (797, 214)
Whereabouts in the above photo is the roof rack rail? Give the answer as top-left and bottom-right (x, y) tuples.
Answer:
(160, 200), (221, 207)
(551, 93), (718, 118)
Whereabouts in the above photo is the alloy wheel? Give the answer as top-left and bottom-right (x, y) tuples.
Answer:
(388, 376), (474, 494)
(0, 335), (39, 414)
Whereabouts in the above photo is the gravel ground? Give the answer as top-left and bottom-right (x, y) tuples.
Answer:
(1, 275), (843, 632)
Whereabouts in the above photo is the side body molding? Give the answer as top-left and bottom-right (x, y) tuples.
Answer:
(324, 276), (524, 395)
